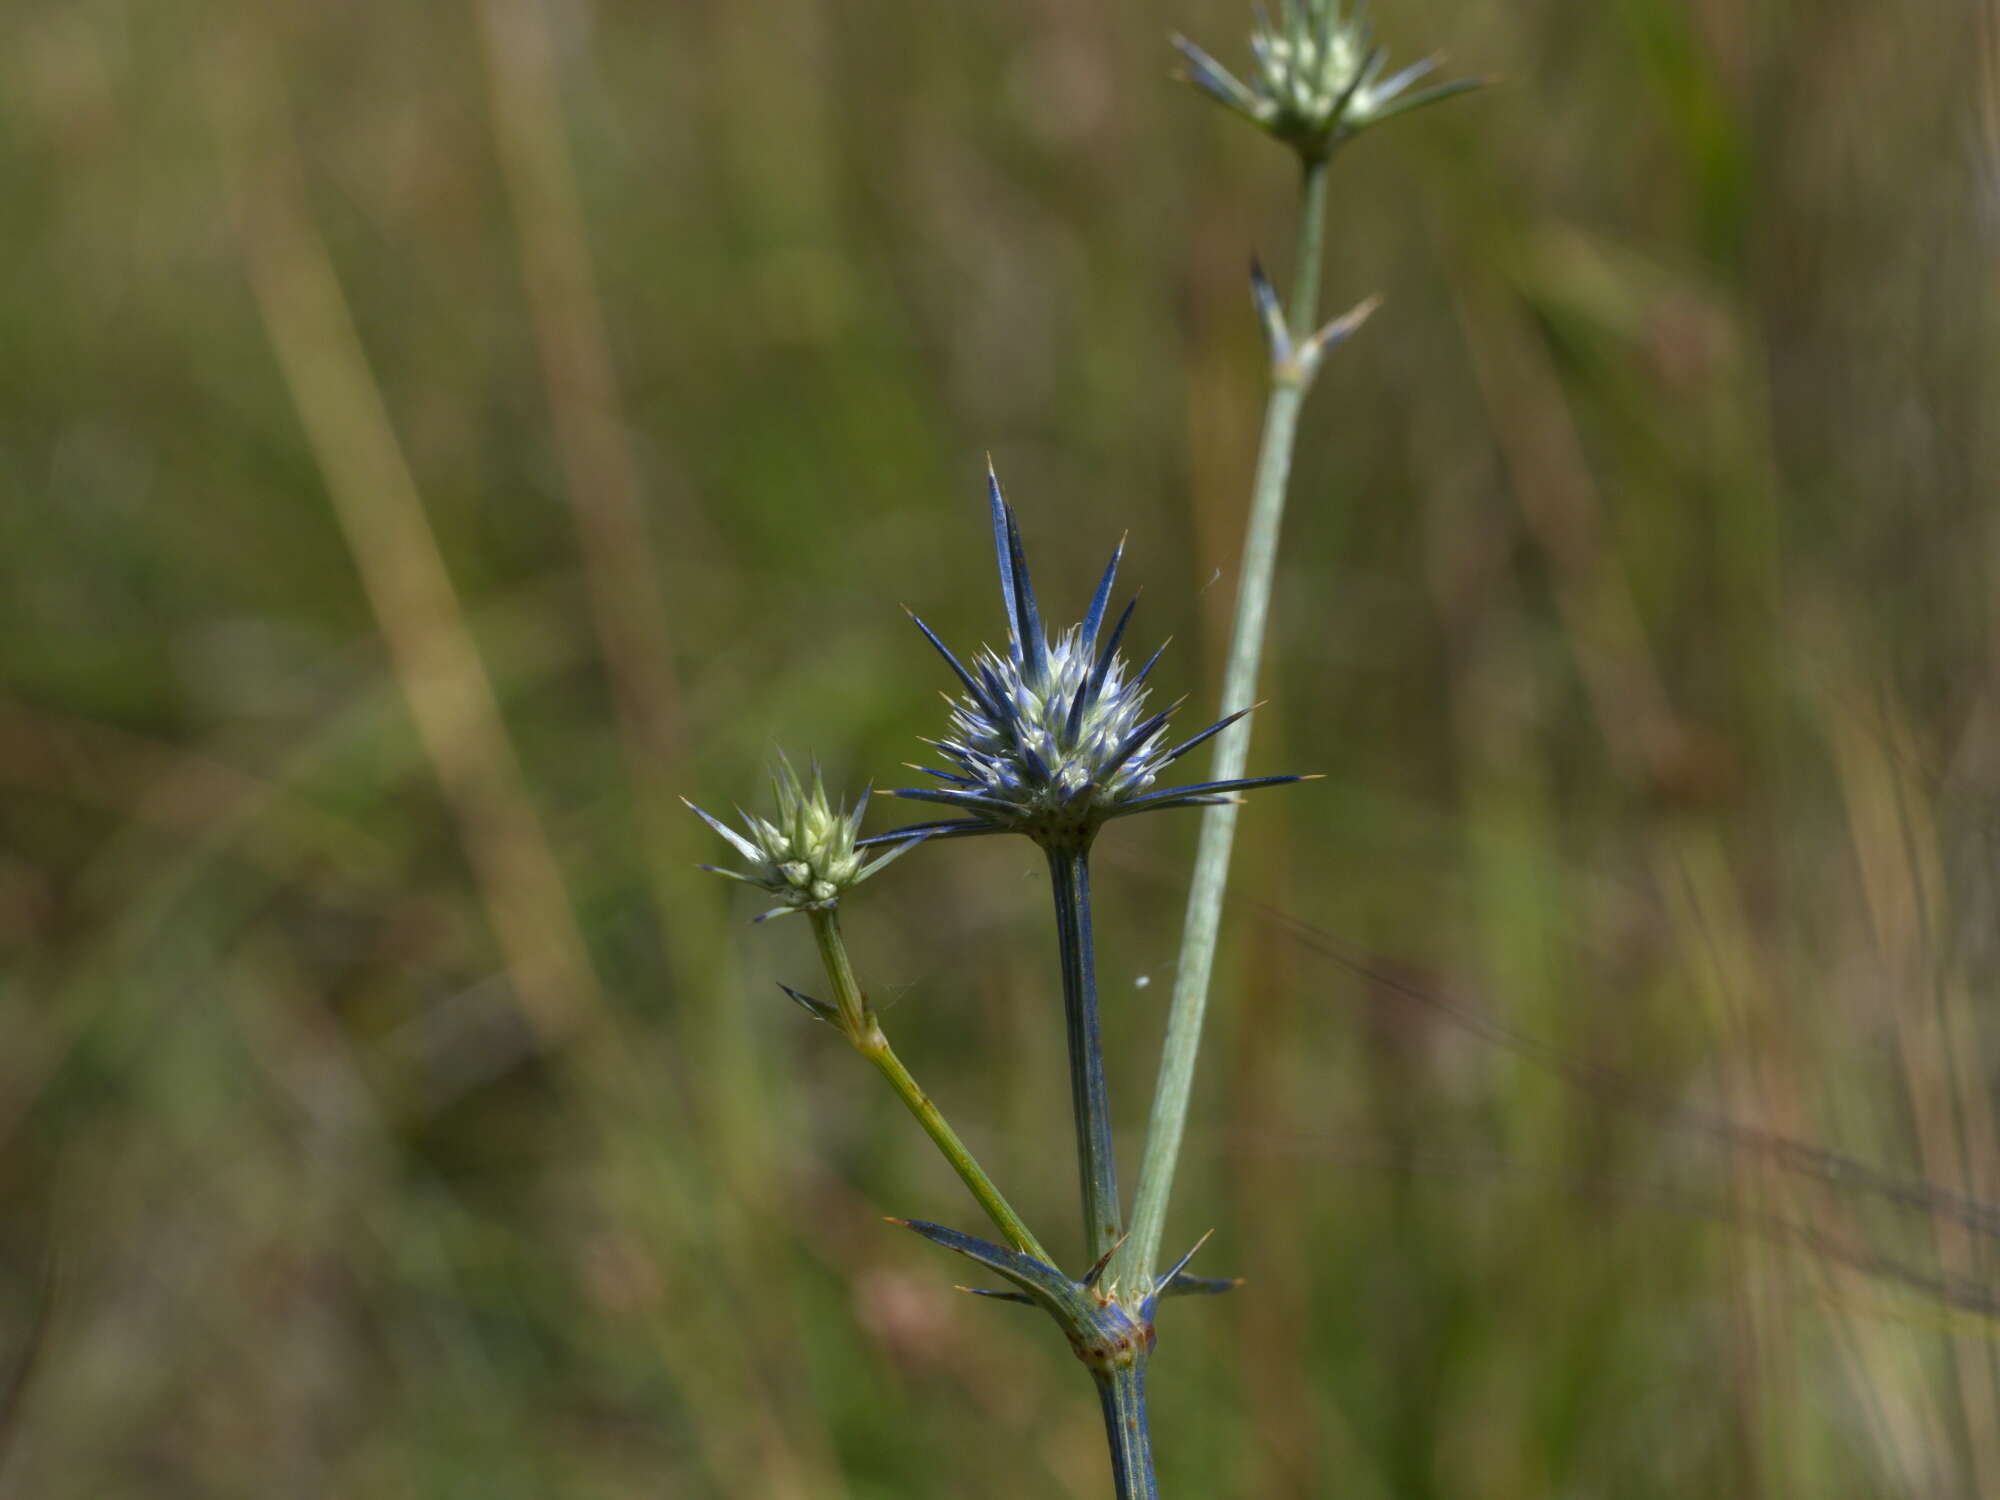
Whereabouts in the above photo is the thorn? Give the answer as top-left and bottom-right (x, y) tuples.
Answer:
(1156, 1228), (1218, 1291)
(1293, 293), (1384, 382)
(777, 984), (838, 1023)
(1082, 1233), (1130, 1288)
(1250, 257), (1291, 366)
(955, 1284), (1035, 1305)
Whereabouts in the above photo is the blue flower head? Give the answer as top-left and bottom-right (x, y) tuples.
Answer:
(1174, 1), (1483, 161)
(870, 467), (1304, 852)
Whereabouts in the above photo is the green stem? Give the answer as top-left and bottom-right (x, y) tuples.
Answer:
(1117, 151), (1332, 1293)
(1046, 844), (1123, 1260)
(808, 908), (1051, 1263)
(1094, 1357), (1159, 1499)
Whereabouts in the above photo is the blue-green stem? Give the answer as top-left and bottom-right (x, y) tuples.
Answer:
(1046, 843), (1156, 1495)
(1116, 150), (1333, 1294)
(1045, 844), (1124, 1260)
(807, 907), (1051, 1263)
(1094, 1359), (1159, 1499)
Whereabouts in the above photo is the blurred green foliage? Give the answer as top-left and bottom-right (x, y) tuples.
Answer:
(4, 0), (2000, 1495)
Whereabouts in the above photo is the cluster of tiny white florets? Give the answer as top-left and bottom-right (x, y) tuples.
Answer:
(1174, 0), (1479, 158)
(1248, 10), (1372, 130)
(685, 756), (917, 920)
(943, 626), (1164, 822)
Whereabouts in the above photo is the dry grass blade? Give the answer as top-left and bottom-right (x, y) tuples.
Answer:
(213, 30), (602, 1048)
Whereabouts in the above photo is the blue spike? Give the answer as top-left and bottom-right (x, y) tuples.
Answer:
(776, 983), (838, 1024)
(977, 667), (1043, 772)
(887, 1218), (1083, 1315)
(1062, 679), (1092, 748)
(1158, 1272), (1242, 1299)
(959, 1286), (1036, 1306)
(976, 659), (1014, 718)
(890, 787), (1020, 816)
(1109, 795), (1236, 815)
(1101, 700), (1182, 777)
(1016, 735), (1053, 784)
(909, 611), (1000, 715)
(1149, 773), (1305, 799)
(1104, 774), (1305, 817)
(1160, 704), (1256, 765)
(1154, 1229), (1214, 1291)
(987, 464), (1022, 662)
(855, 818), (996, 847)
(1131, 638), (1169, 686)
(1085, 594), (1139, 706)
(1003, 503), (1048, 681)
(1079, 538), (1124, 656)
(1251, 259), (1290, 364)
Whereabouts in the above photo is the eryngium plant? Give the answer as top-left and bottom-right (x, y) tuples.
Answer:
(688, 7), (1479, 1490)
(1173, 0), (1482, 161)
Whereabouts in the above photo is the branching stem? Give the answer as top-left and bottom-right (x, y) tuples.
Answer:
(1118, 150), (1333, 1293)
(808, 908), (1050, 1262)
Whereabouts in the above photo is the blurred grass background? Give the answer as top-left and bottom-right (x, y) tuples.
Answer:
(5, 0), (2000, 1494)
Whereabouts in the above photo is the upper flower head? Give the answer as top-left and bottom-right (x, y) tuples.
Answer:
(867, 466), (1304, 852)
(1173, 1), (1483, 160)
(685, 753), (920, 920)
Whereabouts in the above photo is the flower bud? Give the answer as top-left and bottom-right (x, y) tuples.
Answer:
(685, 754), (920, 920)
(1174, 1), (1482, 161)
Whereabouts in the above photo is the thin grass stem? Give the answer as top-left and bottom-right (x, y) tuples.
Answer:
(1119, 152), (1333, 1292)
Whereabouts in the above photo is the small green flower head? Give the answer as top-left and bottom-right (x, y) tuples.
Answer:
(1174, 1), (1482, 161)
(684, 754), (920, 921)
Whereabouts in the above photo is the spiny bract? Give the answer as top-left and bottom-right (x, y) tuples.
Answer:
(1173, 0), (1482, 159)
(868, 467), (1302, 851)
(684, 754), (919, 920)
